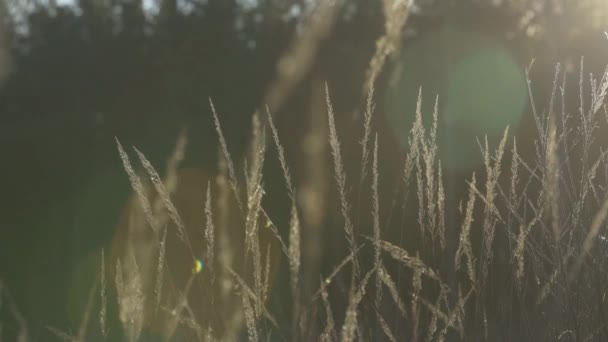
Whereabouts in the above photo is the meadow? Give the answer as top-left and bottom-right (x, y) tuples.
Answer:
(2, 2), (608, 342)
(76, 59), (608, 341)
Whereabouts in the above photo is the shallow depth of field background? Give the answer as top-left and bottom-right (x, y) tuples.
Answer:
(1, 0), (608, 340)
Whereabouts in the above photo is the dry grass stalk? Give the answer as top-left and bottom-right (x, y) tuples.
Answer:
(226, 267), (279, 328)
(514, 214), (541, 287)
(455, 173), (477, 285)
(537, 265), (561, 305)
(266, 106), (295, 198)
(480, 127), (509, 282)
(210, 98), (243, 212)
(416, 153), (425, 241)
(154, 225), (167, 315)
(573, 68), (606, 229)
(571, 193), (608, 281)
(587, 152), (605, 202)
(161, 127), (188, 210)
(299, 79), (330, 302)
(360, 86), (375, 183)
(266, 217), (289, 258)
(46, 326), (74, 342)
(326, 84), (359, 278)
(312, 244), (365, 301)
(263, 244), (271, 305)
(373, 238), (440, 282)
(244, 114), (266, 317)
(340, 267), (375, 342)
(424, 290), (447, 342)
(437, 161), (446, 249)
(161, 276), (203, 340)
(465, 176), (504, 223)
(264, 0), (341, 113)
(376, 312), (397, 342)
(543, 116), (560, 242)
(266, 104), (303, 311)
(592, 64), (608, 115)
(116, 138), (158, 234)
(289, 200), (301, 300)
(204, 183), (215, 281)
(171, 305), (202, 339)
(216, 154), (235, 302)
(379, 264), (407, 318)
(580, 57), (585, 127)
(509, 138), (520, 212)
(206, 326), (216, 342)
(421, 96), (441, 245)
(116, 134), (194, 339)
(249, 221), (263, 308)
(269, 100), (299, 306)
(241, 289), (258, 342)
(77, 263), (99, 342)
(372, 134), (382, 307)
(246, 113), (266, 198)
(436, 287), (474, 342)
(134, 146), (187, 243)
(411, 266), (422, 342)
(320, 279), (337, 342)
(412, 90), (430, 243)
(234, 113), (266, 316)
(114, 251), (145, 342)
(403, 88), (424, 190)
(363, 0), (411, 97)
(417, 296), (452, 338)
(99, 249), (107, 337)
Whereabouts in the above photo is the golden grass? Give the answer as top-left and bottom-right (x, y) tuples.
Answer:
(29, 11), (608, 341)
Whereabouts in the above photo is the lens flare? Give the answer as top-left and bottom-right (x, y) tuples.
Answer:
(194, 258), (204, 274)
(385, 26), (526, 171)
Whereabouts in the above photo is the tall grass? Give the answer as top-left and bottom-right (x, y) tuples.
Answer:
(95, 51), (608, 340)
(24, 6), (608, 342)
(14, 41), (592, 342)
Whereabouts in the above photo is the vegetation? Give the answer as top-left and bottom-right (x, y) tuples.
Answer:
(2, 1), (608, 341)
(64, 47), (608, 342)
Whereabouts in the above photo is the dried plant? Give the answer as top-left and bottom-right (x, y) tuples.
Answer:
(204, 183), (215, 281)
(376, 311), (397, 342)
(210, 98), (243, 212)
(154, 225), (167, 315)
(340, 266), (375, 342)
(363, 0), (412, 98)
(379, 264), (407, 319)
(372, 134), (382, 308)
(115, 253), (145, 342)
(455, 173), (477, 286)
(116, 138), (158, 234)
(320, 279), (337, 342)
(360, 87), (376, 183)
(326, 84), (359, 279)
(99, 249), (107, 337)
(134, 146), (187, 242)
(264, 0), (342, 113)
(289, 201), (301, 302)
(39, 18), (608, 342)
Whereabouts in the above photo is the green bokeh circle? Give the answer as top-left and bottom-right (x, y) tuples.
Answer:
(385, 27), (526, 171)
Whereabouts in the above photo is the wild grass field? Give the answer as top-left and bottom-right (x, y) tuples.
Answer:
(2, 2), (608, 342)
(40, 60), (608, 341)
